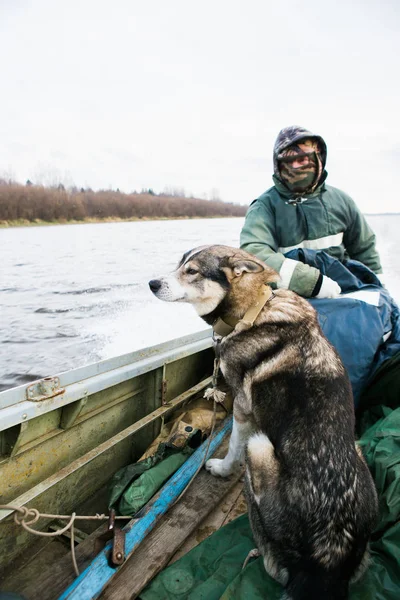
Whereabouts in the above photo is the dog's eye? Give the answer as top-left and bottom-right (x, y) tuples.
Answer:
(186, 268), (198, 276)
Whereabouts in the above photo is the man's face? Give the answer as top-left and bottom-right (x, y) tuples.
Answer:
(278, 139), (322, 193)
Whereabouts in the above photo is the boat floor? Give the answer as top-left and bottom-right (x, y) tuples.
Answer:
(168, 476), (246, 567)
(0, 436), (247, 600)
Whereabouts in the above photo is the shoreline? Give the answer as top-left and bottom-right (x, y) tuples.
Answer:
(2, 212), (393, 230)
(0, 215), (244, 229)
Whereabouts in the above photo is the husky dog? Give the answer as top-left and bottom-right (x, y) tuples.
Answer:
(149, 245), (378, 600)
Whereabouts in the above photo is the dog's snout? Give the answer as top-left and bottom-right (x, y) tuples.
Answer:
(149, 279), (162, 293)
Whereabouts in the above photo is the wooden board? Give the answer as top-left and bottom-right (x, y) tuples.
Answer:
(99, 439), (243, 600)
(168, 478), (246, 564)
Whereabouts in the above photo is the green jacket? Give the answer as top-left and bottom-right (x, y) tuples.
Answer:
(240, 177), (382, 297)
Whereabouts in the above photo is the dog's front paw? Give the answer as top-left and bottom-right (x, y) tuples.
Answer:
(205, 458), (234, 477)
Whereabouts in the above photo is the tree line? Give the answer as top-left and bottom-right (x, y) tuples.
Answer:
(0, 182), (247, 223)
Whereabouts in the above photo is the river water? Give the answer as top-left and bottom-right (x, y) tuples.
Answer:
(1, 216), (400, 391)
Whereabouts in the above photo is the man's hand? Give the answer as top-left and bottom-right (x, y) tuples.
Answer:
(316, 275), (341, 299)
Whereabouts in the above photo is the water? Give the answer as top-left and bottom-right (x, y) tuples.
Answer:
(1, 216), (399, 392)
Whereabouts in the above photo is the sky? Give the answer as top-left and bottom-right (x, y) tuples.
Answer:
(0, 0), (399, 212)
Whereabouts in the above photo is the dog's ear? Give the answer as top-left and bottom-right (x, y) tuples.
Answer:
(223, 256), (279, 283)
(231, 259), (264, 277)
(222, 259), (264, 281)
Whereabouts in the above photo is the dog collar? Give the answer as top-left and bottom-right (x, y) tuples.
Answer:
(213, 285), (275, 337)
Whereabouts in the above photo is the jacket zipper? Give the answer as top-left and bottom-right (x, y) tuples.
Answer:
(297, 202), (309, 238)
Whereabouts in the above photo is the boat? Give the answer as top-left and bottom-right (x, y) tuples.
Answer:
(0, 330), (241, 599)
(0, 327), (399, 600)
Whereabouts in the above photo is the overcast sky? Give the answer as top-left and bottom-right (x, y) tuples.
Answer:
(0, 0), (399, 212)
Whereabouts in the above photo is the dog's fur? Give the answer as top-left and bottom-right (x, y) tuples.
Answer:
(149, 245), (378, 600)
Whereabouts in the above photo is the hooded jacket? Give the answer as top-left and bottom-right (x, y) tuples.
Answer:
(240, 126), (382, 297)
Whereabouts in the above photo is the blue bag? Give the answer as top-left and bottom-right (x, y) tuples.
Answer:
(285, 249), (400, 406)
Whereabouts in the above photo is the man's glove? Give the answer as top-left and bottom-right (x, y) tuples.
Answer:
(316, 275), (341, 299)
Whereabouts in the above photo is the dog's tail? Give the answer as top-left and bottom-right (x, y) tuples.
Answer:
(283, 570), (349, 600)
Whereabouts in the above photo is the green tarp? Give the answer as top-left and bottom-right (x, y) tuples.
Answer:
(140, 404), (400, 599)
(109, 441), (196, 516)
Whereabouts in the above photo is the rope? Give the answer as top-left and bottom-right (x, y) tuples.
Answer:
(0, 505), (132, 577)
(0, 506), (133, 523)
(70, 516), (78, 576)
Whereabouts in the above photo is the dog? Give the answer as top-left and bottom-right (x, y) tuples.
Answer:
(149, 245), (378, 600)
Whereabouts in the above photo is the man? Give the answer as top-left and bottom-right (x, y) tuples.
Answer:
(240, 125), (384, 298)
